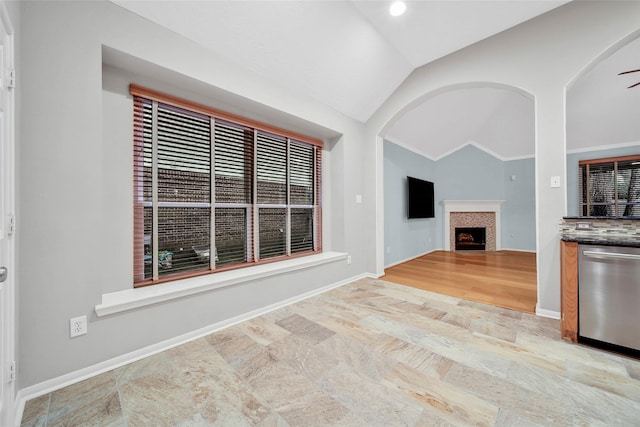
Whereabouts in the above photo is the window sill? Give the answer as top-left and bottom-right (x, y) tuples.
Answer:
(95, 251), (348, 317)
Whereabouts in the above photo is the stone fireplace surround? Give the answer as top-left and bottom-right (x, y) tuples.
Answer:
(444, 200), (504, 251)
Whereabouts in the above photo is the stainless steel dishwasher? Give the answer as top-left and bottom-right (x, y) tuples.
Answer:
(579, 244), (640, 353)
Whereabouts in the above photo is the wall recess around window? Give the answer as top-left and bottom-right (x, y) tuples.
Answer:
(131, 85), (323, 287)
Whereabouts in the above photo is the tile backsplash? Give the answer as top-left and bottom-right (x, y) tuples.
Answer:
(560, 217), (640, 240)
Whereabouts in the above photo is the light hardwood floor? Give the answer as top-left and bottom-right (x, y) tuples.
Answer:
(21, 278), (640, 426)
(382, 250), (537, 313)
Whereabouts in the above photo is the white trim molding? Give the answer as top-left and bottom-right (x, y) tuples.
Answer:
(96, 251), (348, 317)
(535, 304), (561, 320)
(566, 140), (640, 155)
(383, 138), (536, 162)
(384, 249), (440, 269)
(443, 200), (505, 251)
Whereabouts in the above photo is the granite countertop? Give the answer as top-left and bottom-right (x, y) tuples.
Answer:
(563, 216), (640, 220)
(561, 235), (640, 248)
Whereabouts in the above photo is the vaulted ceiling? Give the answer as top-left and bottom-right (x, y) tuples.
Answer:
(567, 36), (640, 153)
(385, 87), (535, 160)
(112, 0), (567, 120)
(112, 1), (638, 160)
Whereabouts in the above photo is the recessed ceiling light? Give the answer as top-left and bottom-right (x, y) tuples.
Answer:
(389, 1), (406, 17)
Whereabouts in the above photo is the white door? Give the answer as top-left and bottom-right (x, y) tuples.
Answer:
(0, 2), (15, 425)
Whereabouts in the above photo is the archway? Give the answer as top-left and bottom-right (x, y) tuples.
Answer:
(379, 83), (537, 312)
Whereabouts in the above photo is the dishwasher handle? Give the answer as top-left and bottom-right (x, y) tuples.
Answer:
(582, 250), (640, 261)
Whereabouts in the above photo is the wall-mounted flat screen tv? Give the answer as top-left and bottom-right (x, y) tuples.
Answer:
(407, 176), (435, 219)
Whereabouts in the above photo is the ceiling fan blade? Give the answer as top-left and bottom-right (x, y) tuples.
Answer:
(628, 81), (640, 89)
(619, 69), (640, 75)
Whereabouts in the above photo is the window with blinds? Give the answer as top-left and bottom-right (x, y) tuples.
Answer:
(579, 155), (640, 217)
(132, 85), (322, 286)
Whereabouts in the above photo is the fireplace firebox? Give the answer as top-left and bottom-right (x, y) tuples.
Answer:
(455, 227), (486, 251)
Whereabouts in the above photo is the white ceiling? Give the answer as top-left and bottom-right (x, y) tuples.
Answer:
(567, 36), (640, 153)
(112, 0), (567, 123)
(385, 88), (535, 160)
(112, 1), (638, 160)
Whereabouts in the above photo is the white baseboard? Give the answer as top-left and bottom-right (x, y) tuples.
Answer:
(14, 272), (370, 426)
(384, 249), (440, 269)
(535, 305), (560, 319)
(501, 248), (536, 253)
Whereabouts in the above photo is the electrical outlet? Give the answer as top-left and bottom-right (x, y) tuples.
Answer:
(347, 255), (352, 265)
(70, 316), (87, 338)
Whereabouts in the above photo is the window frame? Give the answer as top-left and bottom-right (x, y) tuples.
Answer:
(132, 84), (323, 287)
(579, 154), (640, 217)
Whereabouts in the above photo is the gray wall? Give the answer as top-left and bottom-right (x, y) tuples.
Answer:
(383, 141), (437, 266)
(503, 158), (536, 251)
(566, 145), (640, 216)
(19, 1), (369, 388)
(384, 142), (536, 266)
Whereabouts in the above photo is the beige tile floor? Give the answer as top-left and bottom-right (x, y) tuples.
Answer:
(21, 278), (640, 426)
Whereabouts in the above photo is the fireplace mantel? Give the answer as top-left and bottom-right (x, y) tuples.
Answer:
(443, 200), (505, 251)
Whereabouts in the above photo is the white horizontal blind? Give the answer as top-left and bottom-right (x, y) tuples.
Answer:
(256, 132), (287, 204)
(578, 164), (586, 216)
(617, 160), (640, 216)
(156, 103), (211, 277)
(136, 101), (213, 281)
(214, 120), (253, 267)
(256, 132), (287, 259)
(579, 156), (640, 217)
(132, 88), (323, 286)
(133, 97), (149, 283)
(290, 141), (315, 253)
(586, 163), (615, 216)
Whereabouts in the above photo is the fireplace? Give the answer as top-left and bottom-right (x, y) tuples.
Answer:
(443, 200), (504, 252)
(455, 227), (486, 251)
